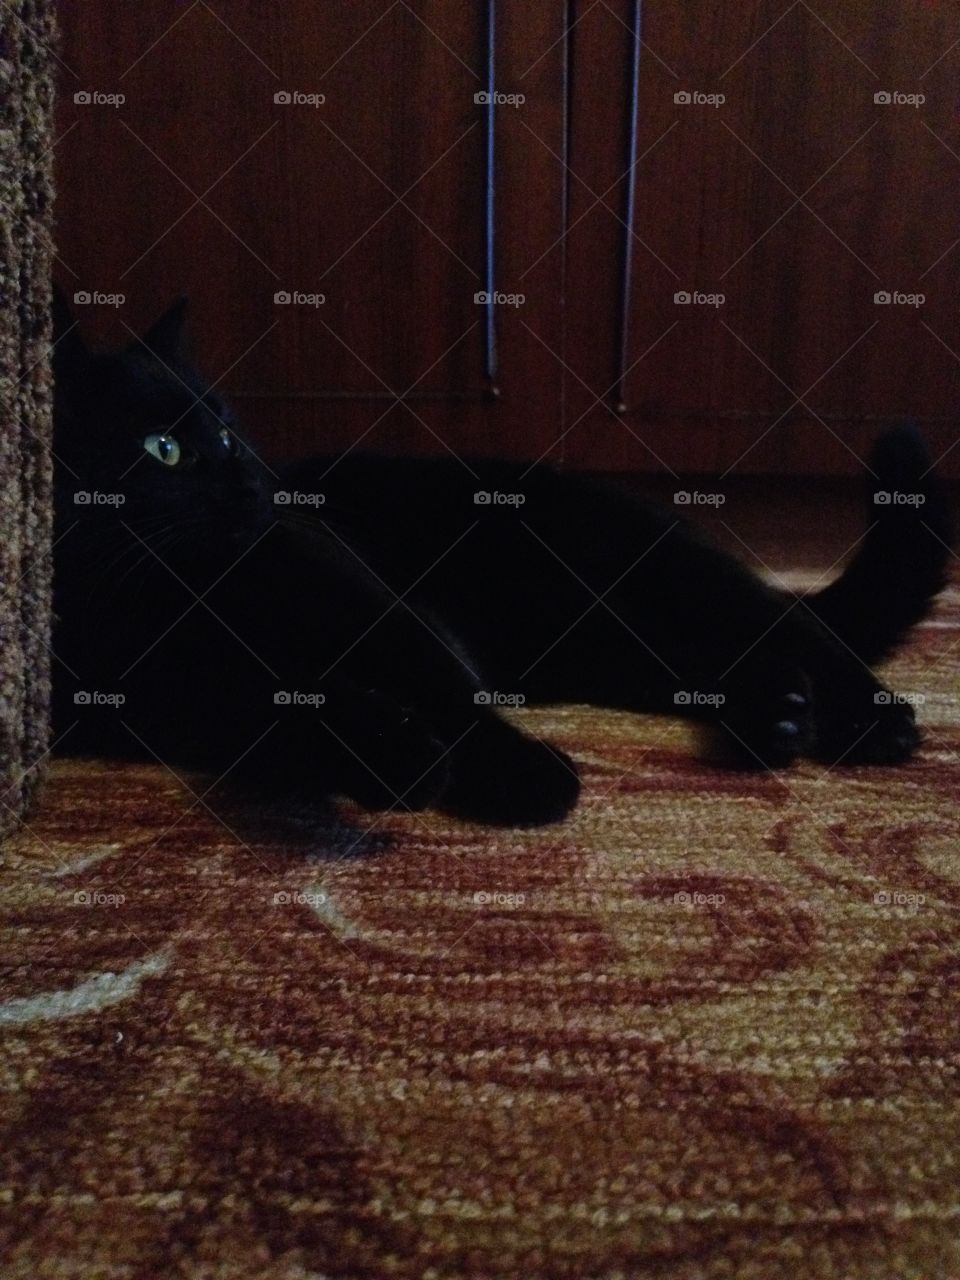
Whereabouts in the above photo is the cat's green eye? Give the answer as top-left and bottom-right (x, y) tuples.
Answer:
(143, 433), (181, 467)
(218, 427), (233, 452)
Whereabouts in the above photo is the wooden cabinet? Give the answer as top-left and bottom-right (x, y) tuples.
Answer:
(56, 1), (960, 474)
(564, 0), (960, 474)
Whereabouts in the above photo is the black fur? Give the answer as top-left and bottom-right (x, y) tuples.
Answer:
(50, 293), (953, 825)
(814, 423), (952, 663)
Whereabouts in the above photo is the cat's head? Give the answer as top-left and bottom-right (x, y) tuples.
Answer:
(52, 287), (272, 575)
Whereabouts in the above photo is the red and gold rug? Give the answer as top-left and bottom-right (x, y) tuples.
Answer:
(2, 572), (959, 1278)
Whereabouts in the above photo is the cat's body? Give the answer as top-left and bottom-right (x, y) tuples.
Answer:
(50, 295), (953, 824)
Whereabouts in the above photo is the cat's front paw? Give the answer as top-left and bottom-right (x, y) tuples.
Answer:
(444, 735), (580, 826)
(334, 693), (451, 812)
(816, 690), (919, 765)
(719, 675), (815, 769)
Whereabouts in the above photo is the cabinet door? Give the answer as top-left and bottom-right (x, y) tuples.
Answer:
(562, 0), (960, 474)
(55, 2), (569, 464)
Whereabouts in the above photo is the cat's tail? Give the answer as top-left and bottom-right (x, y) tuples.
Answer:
(810, 423), (953, 664)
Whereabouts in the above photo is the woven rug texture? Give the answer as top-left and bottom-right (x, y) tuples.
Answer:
(0, 0), (56, 838)
(0, 568), (958, 1278)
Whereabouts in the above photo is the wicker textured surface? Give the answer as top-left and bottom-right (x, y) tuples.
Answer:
(1, 571), (959, 1279)
(0, 0), (56, 837)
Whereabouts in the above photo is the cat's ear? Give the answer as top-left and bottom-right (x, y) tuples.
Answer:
(139, 295), (189, 362)
(51, 282), (90, 390)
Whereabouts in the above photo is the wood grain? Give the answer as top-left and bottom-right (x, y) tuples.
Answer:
(55, 1), (960, 474)
(563, 0), (960, 474)
(55, 2), (568, 464)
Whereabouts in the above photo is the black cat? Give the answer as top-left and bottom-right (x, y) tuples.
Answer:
(50, 293), (952, 825)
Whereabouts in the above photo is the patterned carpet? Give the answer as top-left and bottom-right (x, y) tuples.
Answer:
(1, 570), (959, 1278)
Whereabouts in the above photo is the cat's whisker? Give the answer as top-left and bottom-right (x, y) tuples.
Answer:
(115, 518), (209, 595)
(275, 507), (354, 536)
(112, 532), (177, 593)
(71, 513), (208, 604)
(78, 533), (166, 591)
